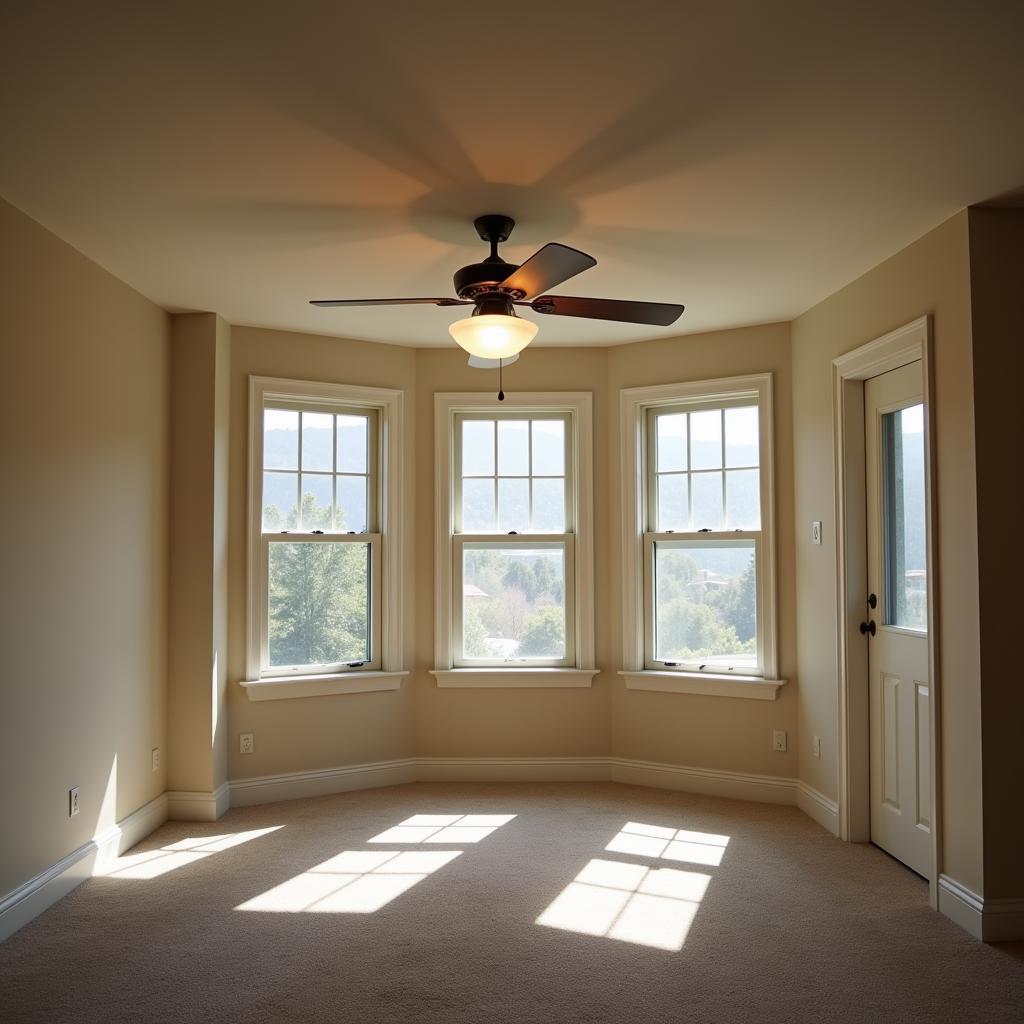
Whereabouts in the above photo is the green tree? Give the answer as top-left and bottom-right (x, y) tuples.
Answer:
(518, 606), (565, 658)
(718, 555), (756, 642)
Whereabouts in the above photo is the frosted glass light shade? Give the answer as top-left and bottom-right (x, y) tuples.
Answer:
(449, 314), (538, 359)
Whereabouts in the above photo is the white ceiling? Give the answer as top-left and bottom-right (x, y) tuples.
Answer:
(2, 1), (1023, 347)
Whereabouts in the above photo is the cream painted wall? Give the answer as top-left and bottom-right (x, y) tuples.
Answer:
(167, 313), (230, 794)
(607, 325), (799, 776)
(967, 206), (1024, 902)
(790, 212), (984, 893)
(412, 347), (613, 758)
(224, 327), (418, 779)
(0, 198), (169, 895)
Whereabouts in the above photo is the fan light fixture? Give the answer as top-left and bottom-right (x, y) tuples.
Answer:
(449, 309), (538, 359)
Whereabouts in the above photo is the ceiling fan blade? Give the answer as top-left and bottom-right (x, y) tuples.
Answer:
(529, 295), (684, 326)
(310, 297), (469, 307)
(499, 243), (596, 300)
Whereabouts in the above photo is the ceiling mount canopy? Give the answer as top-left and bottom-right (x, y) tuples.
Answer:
(310, 213), (686, 364)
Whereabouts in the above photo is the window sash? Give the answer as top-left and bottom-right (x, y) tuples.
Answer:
(259, 533), (382, 677)
(453, 411), (573, 535)
(645, 401), (760, 534)
(263, 401), (378, 534)
(452, 534), (575, 668)
(642, 531), (764, 676)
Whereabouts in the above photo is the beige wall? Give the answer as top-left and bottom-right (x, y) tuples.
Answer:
(967, 206), (1024, 901)
(224, 327), (418, 779)
(607, 325), (799, 775)
(0, 198), (169, 895)
(790, 212), (984, 893)
(167, 313), (230, 794)
(221, 324), (795, 771)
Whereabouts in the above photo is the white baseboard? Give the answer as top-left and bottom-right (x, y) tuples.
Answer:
(611, 757), (797, 805)
(167, 782), (231, 821)
(795, 781), (840, 835)
(938, 874), (1024, 941)
(0, 793), (168, 943)
(231, 758), (417, 807)
(416, 757), (610, 783)
(227, 756), (798, 806)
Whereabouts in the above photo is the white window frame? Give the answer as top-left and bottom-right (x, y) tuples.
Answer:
(432, 392), (597, 689)
(242, 376), (407, 701)
(619, 374), (785, 700)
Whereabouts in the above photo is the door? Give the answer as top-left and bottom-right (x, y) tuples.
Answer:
(864, 361), (930, 876)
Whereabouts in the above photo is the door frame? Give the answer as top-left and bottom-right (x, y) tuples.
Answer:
(832, 315), (941, 907)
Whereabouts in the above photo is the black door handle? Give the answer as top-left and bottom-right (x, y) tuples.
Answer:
(860, 620), (876, 636)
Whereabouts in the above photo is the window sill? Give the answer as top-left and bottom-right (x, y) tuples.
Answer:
(431, 669), (598, 689)
(240, 671), (408, 702)
(619, 671), (786, 701)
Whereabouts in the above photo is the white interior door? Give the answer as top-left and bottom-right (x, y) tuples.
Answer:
(864, 360), (930, 876)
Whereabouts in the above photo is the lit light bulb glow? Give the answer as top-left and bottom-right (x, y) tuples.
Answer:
(449, 314), (538, 359)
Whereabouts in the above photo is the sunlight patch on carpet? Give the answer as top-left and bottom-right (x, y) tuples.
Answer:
(101, 827), (283, 879)
(536, 858), (711, 951)
(236, 849), (462, 913)
(368, 813), (516, 844)
(605, 822), (730, 866)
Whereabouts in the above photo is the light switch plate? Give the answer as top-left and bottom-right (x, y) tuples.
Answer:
(811, 521), (822, 545)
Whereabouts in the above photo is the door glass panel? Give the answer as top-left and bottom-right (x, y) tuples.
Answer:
(882, 404), (927, 631)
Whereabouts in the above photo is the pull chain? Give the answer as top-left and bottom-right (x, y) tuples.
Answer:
(498, 358), (505, 401)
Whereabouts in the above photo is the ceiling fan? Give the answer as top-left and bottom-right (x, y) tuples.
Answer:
(310, 215), (685, 373)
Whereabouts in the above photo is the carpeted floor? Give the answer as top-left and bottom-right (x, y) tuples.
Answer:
(1, 782), (1022, 1023)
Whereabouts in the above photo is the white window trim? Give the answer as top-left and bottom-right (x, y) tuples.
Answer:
(243, 376), (405, 699)
(619, 373), (784, 698)
(433, 392), (595, 687)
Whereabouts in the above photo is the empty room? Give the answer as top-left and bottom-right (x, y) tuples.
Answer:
(1, 2), (1023, 1021)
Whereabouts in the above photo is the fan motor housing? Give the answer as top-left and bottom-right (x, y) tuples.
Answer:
(453, 260), (526, 301)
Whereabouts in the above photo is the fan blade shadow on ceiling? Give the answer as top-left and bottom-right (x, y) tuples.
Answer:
(530, 10), (783, 200)
(577, 224), (768, 262)
(224, 10), (482, 194)
(182, 201), (411, 250)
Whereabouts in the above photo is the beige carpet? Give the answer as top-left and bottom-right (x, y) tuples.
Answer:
(2, 782), (1022, 1023)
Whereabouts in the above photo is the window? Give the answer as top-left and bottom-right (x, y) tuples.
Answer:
(244, 378), (405, 697)
(434, 393), (595, 686)
(621, 375), (781, 696)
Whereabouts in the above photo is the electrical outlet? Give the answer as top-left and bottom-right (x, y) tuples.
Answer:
(239, 733), (254, 755)
(811, 521), (822, 545)
(772, 730), (788, 753)
(151, 747), (160, 772)
(812, 735), (822, 759)
(69, 787), (80, 817)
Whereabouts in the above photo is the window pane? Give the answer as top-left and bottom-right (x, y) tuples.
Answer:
(654, 541), (757, 671)
(263, 409), (299, 470)
(691, 472), (724, 530)
(690, 410), (722, 470)
(497, 478), (530, 532)
(462, 420), (494, 476)
(725, 469), (760, 529)
(532, 420), (565, 476)
(337, 476), (368, 533)
(656, 413), (687, 472)
(263, 472), (297, 531)
(336, 415), (368, 474)
(532, 477), (566, 532)
(268, 542), (369, 667)
(657, 474), (689, 532)
(883, 404), (927, 631)
(462, 478), (496, 531)
(301, 412), (333, 471)
(462, 546), (566, 660)
(300, 474), (333, 530)
(497, 420), (529, 476)
(725, 407), (759, 468)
